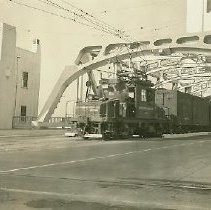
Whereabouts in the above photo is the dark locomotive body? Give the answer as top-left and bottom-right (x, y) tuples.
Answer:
(99, 81), (167, 139)
(75, 80), (168, 139)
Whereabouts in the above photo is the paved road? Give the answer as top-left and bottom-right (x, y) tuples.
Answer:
(0, 135), (211, 209)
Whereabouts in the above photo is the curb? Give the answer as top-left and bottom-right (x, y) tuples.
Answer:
(163, 132), (211, 139)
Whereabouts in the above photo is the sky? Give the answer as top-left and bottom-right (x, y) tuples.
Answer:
(0, 0), (187, 114)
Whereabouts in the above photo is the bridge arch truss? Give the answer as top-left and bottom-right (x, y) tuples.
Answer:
(38, 32), (211, 122)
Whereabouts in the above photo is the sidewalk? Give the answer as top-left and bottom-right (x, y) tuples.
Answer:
(0, 129), (65, 138)
(163, 132), (211, 139)
(1, 129), (210, 139)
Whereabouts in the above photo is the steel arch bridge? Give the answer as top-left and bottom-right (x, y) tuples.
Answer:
(38, 32), (211, 123)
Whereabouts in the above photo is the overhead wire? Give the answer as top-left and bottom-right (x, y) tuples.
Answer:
(9, 0), (134, 41)
(8, 0), (87, 26)
(59, 0), (119, 32)
(8, 0), (125, 37)
(32, 0), (134, 41)
(58, 0), (138, 42)
(36, 0), (116, 35)
(8, 0), (151, 66)
(9, 0), (205, 93)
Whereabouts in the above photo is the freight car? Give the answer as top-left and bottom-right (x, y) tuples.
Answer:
(155, 89), (210, 133)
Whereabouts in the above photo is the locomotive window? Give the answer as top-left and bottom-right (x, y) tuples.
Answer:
(162, 93), (165, 105)
(129, 92), (135, 98)
(141, 89), (147, 102)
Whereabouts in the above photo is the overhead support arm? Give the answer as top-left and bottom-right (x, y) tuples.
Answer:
(87, 71), (98, 96)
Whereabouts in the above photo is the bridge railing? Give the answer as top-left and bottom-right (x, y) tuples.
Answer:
(12, 116), (38, 128)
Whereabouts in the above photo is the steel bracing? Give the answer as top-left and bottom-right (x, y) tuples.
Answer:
(38, 32), (211, 122)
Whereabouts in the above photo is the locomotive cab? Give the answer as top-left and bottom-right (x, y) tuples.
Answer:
(99, 80), (167, 139)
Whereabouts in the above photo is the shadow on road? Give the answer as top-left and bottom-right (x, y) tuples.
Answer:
(26, 198), (172, 210)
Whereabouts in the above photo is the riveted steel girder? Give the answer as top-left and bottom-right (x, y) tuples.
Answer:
(38, 32), (211, 122)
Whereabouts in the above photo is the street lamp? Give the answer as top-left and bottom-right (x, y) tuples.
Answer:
(12, 56), (21, 127)
(14, 56), (21, 115)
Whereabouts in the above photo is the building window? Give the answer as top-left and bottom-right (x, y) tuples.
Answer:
(207, 0), (211, 12)
(141, 89), (147, 102)
(22, 72), (28, 88)
(21, 106), (26, 116)
(21, 106), (27, 122)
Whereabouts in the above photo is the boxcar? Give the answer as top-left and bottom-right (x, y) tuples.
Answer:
(155, 89), (210, 133)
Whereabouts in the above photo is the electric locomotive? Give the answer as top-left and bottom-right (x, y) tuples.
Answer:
(75, 77), (169, 139)
(99, 79), (168, 139)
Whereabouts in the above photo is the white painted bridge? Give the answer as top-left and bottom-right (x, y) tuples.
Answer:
(38, 32), (211, 123)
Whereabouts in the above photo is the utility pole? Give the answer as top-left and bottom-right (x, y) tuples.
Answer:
(13, 56), (21, 117)
(12, 56), (21, 128)
(65, 100), (76, 117)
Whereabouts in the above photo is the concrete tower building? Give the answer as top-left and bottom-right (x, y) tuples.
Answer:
(0, 23), (41, 129)
(187, 0), (211, 32)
